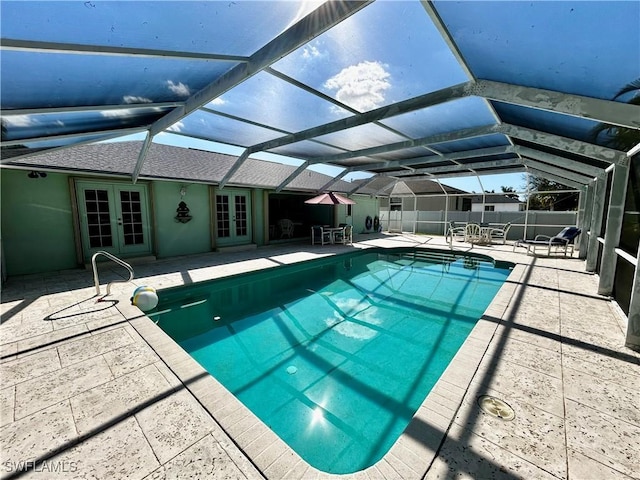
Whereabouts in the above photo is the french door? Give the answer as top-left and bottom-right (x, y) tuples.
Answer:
(76, 181), (152, 261)
(215, 190), (251, 245)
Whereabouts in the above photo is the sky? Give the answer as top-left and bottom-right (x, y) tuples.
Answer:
(5, 1), (633, 195)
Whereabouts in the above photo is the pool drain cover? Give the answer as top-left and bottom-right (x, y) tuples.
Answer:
(477, 395), (515, 421)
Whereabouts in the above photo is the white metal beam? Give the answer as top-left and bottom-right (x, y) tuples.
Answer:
(0, 126), (147, 150)
(0, 127), (147, 164)
(348, 175), (379, 195)
(1, 102), (182, 116)
(397, 166), (526, 181)
(515, 146), (605, 177)
(525, 168), (585, 190)
(498, 123), (627, 165)
(393, 157), (522, 176)
(275, 161), (310, 193)
(132, 132), (153, 184)
(1, 37), (249, 63)
(472, 80), (640, 130)
(218, 149), (252, 190)
(143, 1), (372, 181)
(297, 125), (496, 165)
(318, 169), (349, 193)
(598, 162), (630, 295)
(148, 1), (372, 138)
(376, 146), (515, 176)
(244, 82), (472, 156)
(522, 159), (593, 184)
(586, 174), (608, 271)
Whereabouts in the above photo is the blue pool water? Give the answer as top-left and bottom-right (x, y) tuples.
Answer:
(152, 249), (512, 473)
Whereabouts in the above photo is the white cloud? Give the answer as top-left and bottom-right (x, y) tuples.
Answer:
(123, 95), (153, 104)
(302, 44), (321, 60)
(324, 61), (391, 111)
(166, 80), (191, 97)
(207, 97), (226, 107)
(167, 121), (184, 132)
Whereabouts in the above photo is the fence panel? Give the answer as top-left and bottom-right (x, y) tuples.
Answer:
(382, 208), (578, 240)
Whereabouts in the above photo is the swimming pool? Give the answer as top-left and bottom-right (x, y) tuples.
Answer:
(151, 248), (512, 474)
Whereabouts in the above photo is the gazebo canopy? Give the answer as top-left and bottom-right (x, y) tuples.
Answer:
(1, 1), (638, 191)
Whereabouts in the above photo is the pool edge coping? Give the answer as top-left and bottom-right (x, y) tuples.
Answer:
(119, 246), (520, 479)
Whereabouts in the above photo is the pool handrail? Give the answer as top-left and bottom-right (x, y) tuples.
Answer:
(91, 251), (134, 297)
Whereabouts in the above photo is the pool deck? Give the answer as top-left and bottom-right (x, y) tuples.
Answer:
(1, 233), (638, 479)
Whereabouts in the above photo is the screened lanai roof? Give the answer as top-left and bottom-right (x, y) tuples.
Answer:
(1, 1), (639, 193)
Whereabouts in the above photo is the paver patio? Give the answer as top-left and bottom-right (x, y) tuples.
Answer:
(1, 233), (638, 479)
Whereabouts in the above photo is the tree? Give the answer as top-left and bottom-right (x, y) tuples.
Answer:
(500, 186), (519, 200)
(590, 79), (640, 151)
(523, 175), (579, 211)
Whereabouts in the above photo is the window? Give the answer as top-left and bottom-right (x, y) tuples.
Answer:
(484, 205), (495, 211)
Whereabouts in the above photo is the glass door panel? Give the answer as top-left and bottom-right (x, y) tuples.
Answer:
(216, 194), (231, 238)
(76, 181), (151, 261)
(114, 186), (150, 255)
(84, 188), (114, 249)
(235, 195), (248, 236)
(215, 190), (251, 245)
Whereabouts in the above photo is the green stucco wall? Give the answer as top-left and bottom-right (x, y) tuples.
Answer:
(252, 189), (266, 246)
(1, 170), (78, 275)
(1, 169), (382, 278)
(152, 181), (212, 258)
(349, 195), (381, 233)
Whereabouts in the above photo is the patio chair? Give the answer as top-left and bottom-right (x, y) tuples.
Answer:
(278, 219), (294, 239)
(446, 222), (467, 245)
(514, 226), (581, 256)
(465, 223), (483, 244)
(488, 222), (512, 244)
(333, 224), (353, 245)
(311, 225), (331, 245)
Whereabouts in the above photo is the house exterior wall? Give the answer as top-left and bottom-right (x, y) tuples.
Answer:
(152, 181), (212, 258)
(416, 196), (449, 211)
(1, 169), (78, 275)
(471, 203), (521, 212)
(351, 195), (380, 233)
(0, 172), (270, 277)
(1, 168), (367, 277)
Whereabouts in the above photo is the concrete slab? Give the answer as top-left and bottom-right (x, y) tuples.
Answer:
(0, 234), (636, 479)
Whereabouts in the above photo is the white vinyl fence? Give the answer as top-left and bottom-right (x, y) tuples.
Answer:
(379, 209), (578, 241)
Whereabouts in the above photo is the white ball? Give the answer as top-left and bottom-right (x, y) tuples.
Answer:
(132, 287), (159, 311)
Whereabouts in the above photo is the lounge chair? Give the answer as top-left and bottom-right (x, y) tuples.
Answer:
(488, 222), (511, 244)
(311, 225), (331, 245)
(514, 226), (581, 256)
